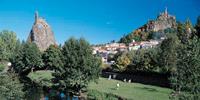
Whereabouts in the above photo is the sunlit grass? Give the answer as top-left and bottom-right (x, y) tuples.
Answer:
(28, 70), (54, 86)
(88, 77), (172, 100)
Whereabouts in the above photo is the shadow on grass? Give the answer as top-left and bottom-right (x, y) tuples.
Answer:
(101, 71), (170, 88)
(135, 87), (158, 92)
(110, 87), (117, 90)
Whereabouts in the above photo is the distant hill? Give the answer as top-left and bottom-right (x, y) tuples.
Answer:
(119, 8), (176, 44)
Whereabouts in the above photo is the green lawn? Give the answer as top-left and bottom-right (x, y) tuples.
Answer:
(28, 71), (172, 100)
(28, 70), (54, 86)
(88, 78), (173, 100)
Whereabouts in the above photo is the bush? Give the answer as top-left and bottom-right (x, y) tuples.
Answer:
(0, 64), (5, 72)
(0, 73), (25, 100)
(87, 90), (123, 100)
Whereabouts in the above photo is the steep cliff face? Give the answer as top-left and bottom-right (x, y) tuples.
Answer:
(27, 11), (56, 51)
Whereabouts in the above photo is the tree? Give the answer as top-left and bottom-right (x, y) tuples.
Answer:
(159, 33), (180, 73)
(114, 52), (130, 72)
(140, 31), (149, 41)
(177, 22), (188, 43)
(170, 36), (200, 99)
(177, 20), (194, 44)
(129, 48), (158, 72)
(119, 31), (143, 45)
(11, 42), (43, 75)
(0, 30), (19, 61)
(42, 45), (63, 70)
(0, 38), (5, 60)
(0, 73), (25, 100)
(119, 34), (132, 45)
(54, 37), (101, 94)
(195, 16), (200, 37)
(184, 19), (194, 37)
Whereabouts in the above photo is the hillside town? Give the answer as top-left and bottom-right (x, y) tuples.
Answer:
(92, 39), (161, 63)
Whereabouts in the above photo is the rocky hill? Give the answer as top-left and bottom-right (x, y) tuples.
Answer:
(119, 8), (176, 44)
(27, 11), (56, 51)
(139, 8), (176, 32)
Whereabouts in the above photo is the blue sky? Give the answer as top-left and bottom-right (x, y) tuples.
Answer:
(0, 0), (199, 44)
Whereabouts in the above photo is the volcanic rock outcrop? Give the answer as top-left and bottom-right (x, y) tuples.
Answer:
(138, 8), (176, 32)
(27, 11), (56, 51)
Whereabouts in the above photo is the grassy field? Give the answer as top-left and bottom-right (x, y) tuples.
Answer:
(28, 71), (172, 100)
(88, 78), (172, 100)
(28, 70), (54, 86)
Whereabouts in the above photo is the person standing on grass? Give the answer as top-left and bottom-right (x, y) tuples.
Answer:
(116, 83), (120, 90)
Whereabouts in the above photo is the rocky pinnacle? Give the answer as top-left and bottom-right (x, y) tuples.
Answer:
(27, 11), (56, 51)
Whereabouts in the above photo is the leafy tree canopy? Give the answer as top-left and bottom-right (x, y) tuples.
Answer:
(0, 30), (20, 61)
(42, 45), (63, 70)
(54, 37), (101, 94)
(170, 36), (200, 99)
(11, 42), (43, 75)
(0, 73), (25, 100)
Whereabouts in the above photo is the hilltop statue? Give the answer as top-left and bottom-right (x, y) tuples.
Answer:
(27, 11), (56, 51)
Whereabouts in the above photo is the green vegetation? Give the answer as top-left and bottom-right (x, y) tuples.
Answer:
(0, 30), (25, 99)
(128, 48), (159, 72)
(112, 18), (200, 99)
(28, 70), (54, 87)
(158, 33), (180, 73)
(88, 78), (172, 100)
(0, 30), (20, 61)
(53, 37), (101, 93)
(87, 90), (119, 100)
(114, 19), (195, 74)
(170, 36), (200, 99)
(0, 64), (5, 72)
(195, 16), (200, 37)
(113, 52), (131, 72)
(168, 18), (200, 99)
(0, 73), (25, 100)
(0, 13), (199, 100)
(8, 37), (101, 99)
(11, 42), (43, 75)
(42, 45), (63, 70)
(119, 31), (146, 45)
